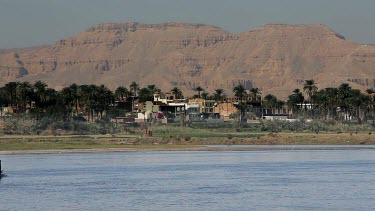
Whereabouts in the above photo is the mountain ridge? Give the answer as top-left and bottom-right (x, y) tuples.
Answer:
(0, 22), (374, 98)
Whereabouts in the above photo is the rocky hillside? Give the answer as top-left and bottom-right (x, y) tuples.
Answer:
(0, 22), (374, 98)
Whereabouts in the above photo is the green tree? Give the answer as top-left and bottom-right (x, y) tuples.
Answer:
(3, 82), (20, 109)
(337, 83), (352, 122)
(287, 89), (304, 114)
(213, 89), (225, 102)
(17, 81), (34, 113)
(201, 92), (209, 100)
(249, 87), (261, 102)
(34, 80), (48, 109)
(171, 87), (184, 99)
(233, 84), (247, 122)
(303, 79), (318, 101)
(194, 86), (204, 98)
(130, 82), (139, 97)
(233, 84), (247, 102)
(115, 86), (130, 101)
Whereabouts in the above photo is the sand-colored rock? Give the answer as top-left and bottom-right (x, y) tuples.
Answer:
(0, 22), (374, 98)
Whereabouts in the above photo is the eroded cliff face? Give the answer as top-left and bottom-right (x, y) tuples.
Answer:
(0, 22), (374, 98)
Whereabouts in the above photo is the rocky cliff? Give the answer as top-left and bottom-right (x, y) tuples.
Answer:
(0, 22), (374, 98)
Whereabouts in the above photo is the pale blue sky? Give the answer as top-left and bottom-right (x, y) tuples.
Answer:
(1, 0), (375, 49)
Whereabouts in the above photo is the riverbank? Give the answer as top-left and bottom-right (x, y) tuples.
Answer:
(0, 132), (374, 154)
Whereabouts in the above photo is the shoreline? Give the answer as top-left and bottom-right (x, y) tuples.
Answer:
(0, 132), (374, 155)
(1, 145), (375, 155)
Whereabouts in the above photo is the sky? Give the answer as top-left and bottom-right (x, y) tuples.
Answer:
(1, 0), (375, 49)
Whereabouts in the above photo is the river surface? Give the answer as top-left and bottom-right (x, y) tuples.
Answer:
(1, 149), (375, 210)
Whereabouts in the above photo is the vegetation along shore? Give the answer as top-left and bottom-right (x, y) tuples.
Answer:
(0, 80), (374, 153)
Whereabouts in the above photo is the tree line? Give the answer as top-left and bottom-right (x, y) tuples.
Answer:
(226, 80), (374, 124)
(0, 80), (374, 124)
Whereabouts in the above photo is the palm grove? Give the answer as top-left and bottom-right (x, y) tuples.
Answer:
(0, 80), (374, 126)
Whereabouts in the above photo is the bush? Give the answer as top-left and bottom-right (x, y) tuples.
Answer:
(2, 117), (34, 135)
(306, 120), (327, 134)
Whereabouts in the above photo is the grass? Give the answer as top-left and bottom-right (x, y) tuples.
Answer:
(0, 124), (374, 151)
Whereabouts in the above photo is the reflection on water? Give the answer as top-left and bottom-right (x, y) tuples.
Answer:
(1, 150), (375, 210)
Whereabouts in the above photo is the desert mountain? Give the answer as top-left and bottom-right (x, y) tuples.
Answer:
(0, 22), (374, 98)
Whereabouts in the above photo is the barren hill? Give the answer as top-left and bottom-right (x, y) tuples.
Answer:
(0, 22), (374, 98)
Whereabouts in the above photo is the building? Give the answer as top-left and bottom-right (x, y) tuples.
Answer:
(214, 102), (238, 121)
(188, 98), (215, 117)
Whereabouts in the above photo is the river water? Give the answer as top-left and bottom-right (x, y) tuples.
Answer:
(1, 149), (375, 210)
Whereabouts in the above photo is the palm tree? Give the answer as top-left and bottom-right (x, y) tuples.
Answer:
(171, 87), (183, 99)
(324, 87), (339, 120)
(233, 84), (247, 122)
(303, 80), (318, 117)
(61, 87), (75, 118)
(17, 81), (34, 113)
(115, 86), (130, 101)
(0, 88), (9, 116)
(249, 88), (261, 102)
(3, 82), (20, 109)
(34, 80), (48, 109)
(233, 84), (246, 102)
(93, 85), (114, 118)
(366, 89), (375, 125)
(338, 83), (352, 122)
(263, 94), (278, 109)
(147, 84), (161, 95)
(311, 90), (329, 119)
(138, 87), (152, 101)
(130, 82), (139, 97)
(79, 84), (96, 121)
(194, 86), (204, 98)
(201, 92), (209, 100)
(213, 89), (225, 102)
(303, 80), (318, 101)
(287, 89), (304, 115)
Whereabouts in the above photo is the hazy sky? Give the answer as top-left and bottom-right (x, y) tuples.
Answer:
(1, 0), (375, 49)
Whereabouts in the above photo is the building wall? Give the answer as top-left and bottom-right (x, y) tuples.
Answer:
(214, 102), (238, 118)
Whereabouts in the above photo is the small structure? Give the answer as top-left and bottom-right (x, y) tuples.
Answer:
(0, 160), (3, 176)
(214, 102), (239, 121)
(262, 114), (290, 120)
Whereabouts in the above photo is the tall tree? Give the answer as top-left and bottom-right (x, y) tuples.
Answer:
(303, 80), (318, 101)
(67, 84), (80, 115)
(303, 80), (318, 117)
(233, 84), (247, 122)
(287, 89), (304, 115)
(34, 80), (48, 109)
(115, 86), (130, 101)
(201, 92), (209, 100)
(3, 82), (20, 109)
(337, 83), (352, 122)
(17, 81), (34, 113)
(147, 85), (161, 95)
(171, 87), (184, 99)
(194, 86), (204, 98)
(249, 88), (262, 102)
(263, 94), (278, 109)
(233, 84), (247, 102)
(213, 89), (225, 102)
(130, 82), (139, 97)
(366, 89), (375, 125)
(0, 88), (9, 116)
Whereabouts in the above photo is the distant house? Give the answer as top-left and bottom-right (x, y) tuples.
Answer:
(135, 100), (186, 123)
(214, 102), (238, 121)
(188, 98), (215, 117)
(186, 104), (200, 120)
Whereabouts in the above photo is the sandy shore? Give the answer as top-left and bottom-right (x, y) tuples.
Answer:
(1, 145), (375, 155)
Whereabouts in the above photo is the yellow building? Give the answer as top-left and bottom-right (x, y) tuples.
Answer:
(188, 98), (215, 115)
